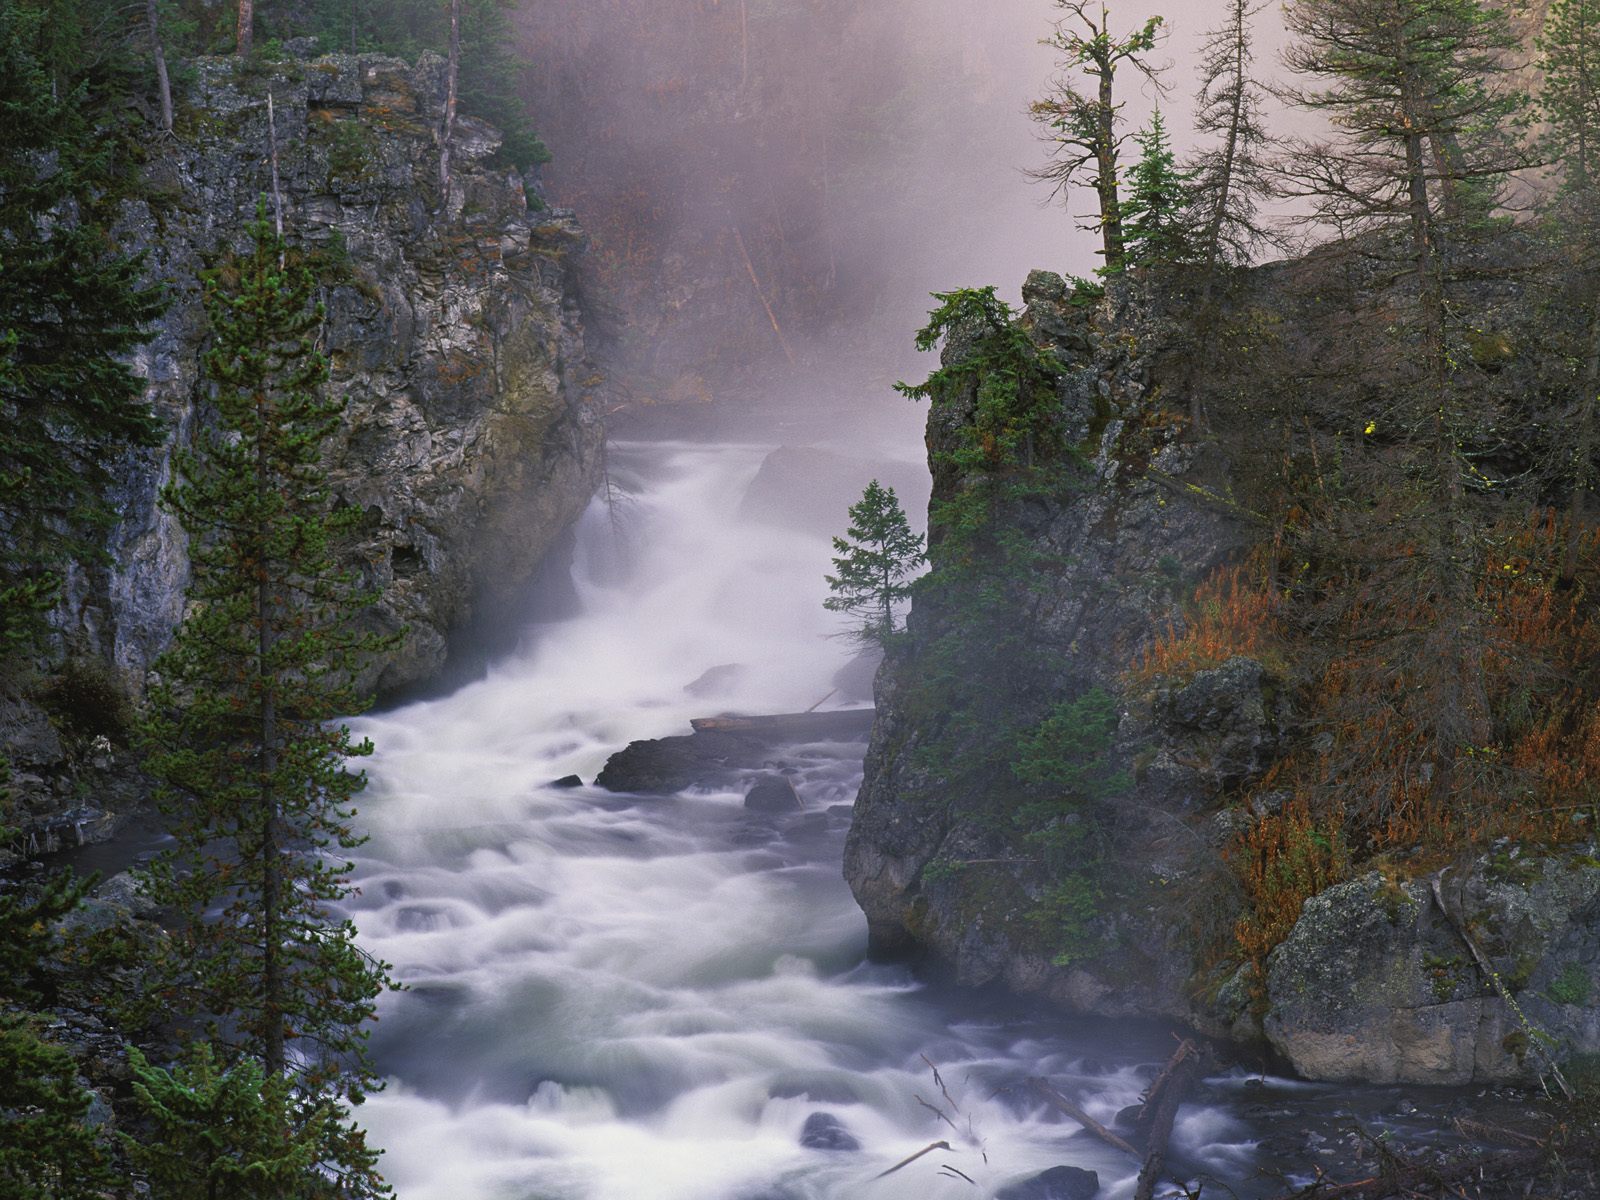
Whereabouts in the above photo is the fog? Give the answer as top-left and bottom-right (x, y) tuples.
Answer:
(514, 0), (1300, 392)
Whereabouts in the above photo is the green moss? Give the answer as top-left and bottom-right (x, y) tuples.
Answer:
(1548, 962), (1593, 1006)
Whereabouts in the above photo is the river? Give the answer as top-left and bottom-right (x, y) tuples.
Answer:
(337, 401), (1472, 1200)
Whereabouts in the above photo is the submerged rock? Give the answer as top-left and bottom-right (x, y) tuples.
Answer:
(995, 1165), (1099, 1200)
(798, 1111), (860, 1152)
(745, 775), (803, 814)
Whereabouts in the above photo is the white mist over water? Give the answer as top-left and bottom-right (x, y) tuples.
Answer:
(342, 427), (1262, 1200)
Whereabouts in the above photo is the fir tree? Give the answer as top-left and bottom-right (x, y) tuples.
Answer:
(138, 199), (395, 1197)
(0, 0), (164, 660)
(824, 480), (925, 645)
(1120, 109), (1195, 269)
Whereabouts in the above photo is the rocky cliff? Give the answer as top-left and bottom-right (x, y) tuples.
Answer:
(6, 51), (601, 855)
(844, 268), (1600, 1086)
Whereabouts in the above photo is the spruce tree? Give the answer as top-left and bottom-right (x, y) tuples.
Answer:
(1121, 109), (1195, 269)
(824, 480), (925, 646)
(138, 199), (394, 1196)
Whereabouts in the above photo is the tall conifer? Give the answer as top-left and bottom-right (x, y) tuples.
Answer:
(139, 199), (395, 1196)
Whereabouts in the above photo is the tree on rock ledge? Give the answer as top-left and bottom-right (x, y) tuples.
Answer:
(825, 480), (925, 646)
(139, 198), (396, 1197)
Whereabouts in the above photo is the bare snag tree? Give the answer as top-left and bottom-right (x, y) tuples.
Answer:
(1188, 0), (1276, 276)
(1028, 1), (1166, 272)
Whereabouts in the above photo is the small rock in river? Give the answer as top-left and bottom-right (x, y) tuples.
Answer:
(745, 774), (803, 814)
(799, 1112), (860, 1152)
(549, 775), (584, 789)
(995, 1165), (1100, 1200)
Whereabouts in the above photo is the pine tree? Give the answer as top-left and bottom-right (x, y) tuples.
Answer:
(824, 480), (925, 645)
(138, 199), (395, 1196)
(1120, 109), (1195, 269)
(1028, 2), (1166, 272)
(0, 1), (164, 660)
(1187, 0), (1277, 274)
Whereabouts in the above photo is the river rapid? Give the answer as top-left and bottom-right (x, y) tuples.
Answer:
(339, 401), (1472, 1200)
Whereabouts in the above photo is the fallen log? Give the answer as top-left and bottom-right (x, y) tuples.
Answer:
(688, 709), (875, 738)
(1025, 1077), (1141, 1159)
(1132, 1039), (1201, 1200)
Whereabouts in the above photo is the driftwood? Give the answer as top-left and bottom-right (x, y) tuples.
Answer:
(688, 709), (875, 738)
(1025, 1077), (1141, 1159)
(1132, 1039), (1201, 1200)
(872, 1140), (953, 1181)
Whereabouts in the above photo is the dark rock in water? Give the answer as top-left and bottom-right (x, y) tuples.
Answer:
(1114, 1103), (1143, 1130)
(799, 1111), (860, 1152)
(596, 709), (875, 794)
(550, 775), (584, 789)
(995, 1165), (1100, 1200)
(831, 647), (883, 704)
(745, 775), (803, 813)
(686, 663), (748, 697)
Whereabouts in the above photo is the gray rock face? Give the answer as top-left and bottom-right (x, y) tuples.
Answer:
(844, 278), (1255, 1027)
(62, 53), (602, 699)
(1265, 856), (1600, 1084)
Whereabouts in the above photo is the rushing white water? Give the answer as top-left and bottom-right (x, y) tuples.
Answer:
(341, 428), (1270, 1200)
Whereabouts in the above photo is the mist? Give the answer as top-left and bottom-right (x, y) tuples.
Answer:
(512, 0), (1300, 397)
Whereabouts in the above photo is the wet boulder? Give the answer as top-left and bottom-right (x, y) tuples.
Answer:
(745, 775), (803, 814)
(799, 1111), (860, 1152)
(995, 1165), (1099, 1200)
(549, 775), (584, 789)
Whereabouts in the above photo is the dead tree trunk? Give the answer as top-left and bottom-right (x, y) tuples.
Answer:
(146, 0), (173, 134)
(438, 0), (460, 201)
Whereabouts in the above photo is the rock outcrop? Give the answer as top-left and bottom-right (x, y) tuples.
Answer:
(69, 52), (602, 699)
(842, 269), (1600, 1085)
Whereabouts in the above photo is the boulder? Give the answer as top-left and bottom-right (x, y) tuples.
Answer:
(798, 1111), (859, 1152)
(1265, 853), (1600, 1084)
(549, 775), (584, 789)
(995, 1165), (1099, 1200)
(745, 775), (803, 814)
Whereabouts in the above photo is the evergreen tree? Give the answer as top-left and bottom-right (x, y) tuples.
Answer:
(0, 867), (114, 1200)
(1187, 0), (1277, 273)
(1028, 2), (1166, 272)
(138, 199), (394, 1196)
(824, 480), (925, 645)
(0, 0), (164, 660)
(1539, 0), (1600, 582)
(126, 1044), (374, 1200)
(1277, 0), (1532, 835)
(1120, 109), (1195, 269)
